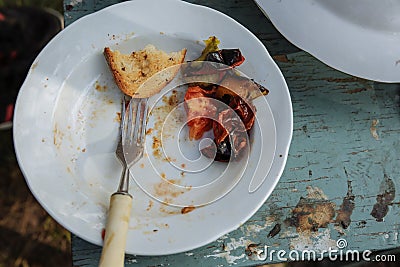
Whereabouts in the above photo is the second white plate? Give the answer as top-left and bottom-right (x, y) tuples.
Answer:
(255, 0), (400, 82)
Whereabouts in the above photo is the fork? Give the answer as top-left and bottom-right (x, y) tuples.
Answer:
(99, 95), (148, 267)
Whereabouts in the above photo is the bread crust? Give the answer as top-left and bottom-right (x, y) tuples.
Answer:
(103, 45), (186, 97)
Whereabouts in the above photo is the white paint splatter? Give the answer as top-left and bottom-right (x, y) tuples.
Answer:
(226, 237), (250, 250)
(126, 258), (138, 264)
(279, 229), (298, 238)
(68, 0), (83, 6)
(241, 216), (276, 237)
(290, 229), (336, 252)
(205, 252), (246, 264)
(306, 186), (329, 200)
(244, 223), (268, 234)
(204, 236), (253, 264)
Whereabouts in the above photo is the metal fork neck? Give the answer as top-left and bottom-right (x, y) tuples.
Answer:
(117, 163), (131, 194)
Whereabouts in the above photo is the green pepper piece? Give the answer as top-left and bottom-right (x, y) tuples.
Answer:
(195, 36), (220, 61)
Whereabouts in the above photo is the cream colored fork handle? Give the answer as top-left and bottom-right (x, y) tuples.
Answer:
(99, 193), (132, 267)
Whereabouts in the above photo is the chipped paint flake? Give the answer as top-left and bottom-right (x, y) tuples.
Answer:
(126, 258), (138, 264)
(335, 180), (355, 230)
(244, 223), (268, 234)
(241, 216), (277, 238)
(306, 186), (328, 200)
(370, 119), (380, 140)
(68, 0), (83, 6)
(290, 229), (337, 252)
(205, 251), (246, 265)
(205, 237), (253, 264)
(225, 237), (251, 250)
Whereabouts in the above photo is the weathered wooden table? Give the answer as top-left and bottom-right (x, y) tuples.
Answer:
(64, 0), (400, 266)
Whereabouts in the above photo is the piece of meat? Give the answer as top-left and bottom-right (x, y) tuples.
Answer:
(228, 95), (255, 131)
(184, 86), (217, 140)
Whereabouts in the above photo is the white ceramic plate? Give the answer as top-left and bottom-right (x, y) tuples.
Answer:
(255, 0), (400, 82)
(13, 0), (292, 255)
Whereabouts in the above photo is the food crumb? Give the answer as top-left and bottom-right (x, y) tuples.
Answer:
(94, 81), (107, 92)
(181, 206), (195, 214)
(101, 228), (106, 240)
(146, 200), (154, 211)
(146, 128), (153, 135)
(165, 156), (176, 163)
(149, 89), (185, 161)
(115, 112), (121, 122)
(152, 136), (161, 149)
(31, 62), (38, 70)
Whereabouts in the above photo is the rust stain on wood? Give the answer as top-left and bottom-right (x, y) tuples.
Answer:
(267, 223), (281, 238)
(245, 243), (260, 257)
(323, 77), (362, 83)
(370, 175), (396, 222)
(272, 54), (291, 63)
(285, 187), (335, 232)
(344, 88), (367, 94)
(335, 180), (355, 229)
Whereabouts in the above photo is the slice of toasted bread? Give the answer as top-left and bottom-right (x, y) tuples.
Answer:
(104, 44), (186, 97)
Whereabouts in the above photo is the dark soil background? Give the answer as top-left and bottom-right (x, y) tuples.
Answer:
(0, 130), (72, 267)
(0, 1), (72, 266)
